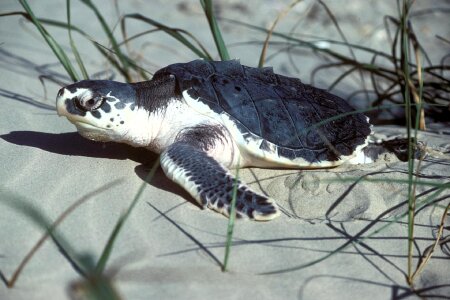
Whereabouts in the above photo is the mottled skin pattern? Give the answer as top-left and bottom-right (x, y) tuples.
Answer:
(56, 60), (372, 221)
(162, 139), (278, 219)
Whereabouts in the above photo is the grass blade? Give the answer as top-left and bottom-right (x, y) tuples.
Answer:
(399, 0), (417, 284)
(9, 13), (151, 81)
(79, 0), (131, 81)
(317, 0), (370, 102)
(200, 0), (230, 60)
(121, 14), (212, 60)
(259, 0), (302, 68)
(260, 183), (449, 275)
(67, 0), (89, 79)
(0, 180), (123, 288)
(17, 0), (79, 81)
(410, 203), (450, 282)
(95, 159), (160, 275)
(222, 160), (240, 272)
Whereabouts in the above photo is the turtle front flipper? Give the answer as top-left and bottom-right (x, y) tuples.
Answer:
(160, 141), (280, 221)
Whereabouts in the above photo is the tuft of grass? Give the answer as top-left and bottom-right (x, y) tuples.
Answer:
(3, 0), (231, 82)
(221, 13), (449, 124)
(68, 272), (123, 300)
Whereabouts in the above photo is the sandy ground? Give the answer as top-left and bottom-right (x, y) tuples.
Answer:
(0, 1), (449, 299)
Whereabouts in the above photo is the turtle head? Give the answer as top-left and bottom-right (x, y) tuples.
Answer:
(56, 80), (143, 144)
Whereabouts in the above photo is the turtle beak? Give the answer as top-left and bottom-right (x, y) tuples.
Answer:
(56, 87), (67, 117)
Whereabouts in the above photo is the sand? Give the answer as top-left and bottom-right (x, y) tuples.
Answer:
(0, 1), (449, 299)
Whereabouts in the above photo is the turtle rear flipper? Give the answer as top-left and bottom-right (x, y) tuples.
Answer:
(160, 142), (280, 221)
(355, 138), (426, 163)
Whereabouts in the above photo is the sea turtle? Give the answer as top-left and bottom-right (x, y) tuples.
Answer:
(56, 59), (372, 221)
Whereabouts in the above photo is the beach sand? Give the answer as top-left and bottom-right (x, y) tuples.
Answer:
(1, 1), (449, 299)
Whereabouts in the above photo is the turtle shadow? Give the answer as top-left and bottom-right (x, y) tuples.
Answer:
(0, 131), (155, 164)
(134, 164), (200, 209)
(1, 130), (198, 207)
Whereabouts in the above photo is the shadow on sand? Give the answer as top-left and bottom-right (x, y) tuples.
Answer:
(1, 130), (195, 203)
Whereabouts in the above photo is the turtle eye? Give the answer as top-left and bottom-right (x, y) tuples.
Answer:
(74, 96), (104, 112)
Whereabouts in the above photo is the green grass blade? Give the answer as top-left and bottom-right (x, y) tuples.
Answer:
(7, 14), (149, 81)
(79, 0), (130, 81)
(67, 0), (89, 79)
(17, 0), (79, 81)
(200, 0), (230, 60)
(92, 41), (151, 80)
(399, 0), (416, 283)
(95, 159), (160, 275)
(1, 10), (209, 66)
(222, 159), (240, 272)
(122, 14), (212, 60)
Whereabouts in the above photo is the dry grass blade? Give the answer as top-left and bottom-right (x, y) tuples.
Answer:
(258, 0), (302, 68)
(409, 22), (426, 130)
(410, 203), (450, 283)
(316, 0), (369, 101)
(399, 0), (417, 283)
(225, 14), (449, 123)
(406, 147), (425, 285)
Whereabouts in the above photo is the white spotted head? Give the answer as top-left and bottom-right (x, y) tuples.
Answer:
(56, 80), (143, 144)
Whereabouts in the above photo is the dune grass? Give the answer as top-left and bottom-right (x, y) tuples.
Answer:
(0, 156), (159, 299)
(0, 180), (123, 289)
(1, 0), (448, 295)
(222, 0), (448, 284)
(16, 0), (80, 81)
(1, 0), (235, 295)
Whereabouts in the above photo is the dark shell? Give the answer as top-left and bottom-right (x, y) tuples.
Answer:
(154, 60), (371, 163)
